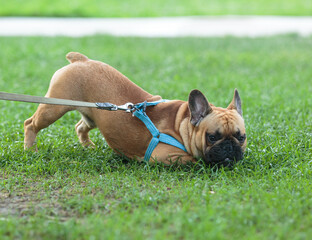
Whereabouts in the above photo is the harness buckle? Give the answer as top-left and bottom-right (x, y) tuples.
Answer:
(142, 101), (147, 112)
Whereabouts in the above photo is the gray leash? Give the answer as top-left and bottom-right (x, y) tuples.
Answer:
(0, 91), (134, 112)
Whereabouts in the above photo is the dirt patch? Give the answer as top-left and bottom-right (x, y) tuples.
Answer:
(0, 191), (70, 220)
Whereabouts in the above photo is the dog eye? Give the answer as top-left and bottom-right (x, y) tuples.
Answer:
(207, 135), (217, 143)
(236, 134), (246, 143)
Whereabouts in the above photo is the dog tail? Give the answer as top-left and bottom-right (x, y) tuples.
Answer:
(66, 52), (89, 63)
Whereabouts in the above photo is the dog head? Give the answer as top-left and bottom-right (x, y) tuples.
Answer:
(188, 89), (247, 166)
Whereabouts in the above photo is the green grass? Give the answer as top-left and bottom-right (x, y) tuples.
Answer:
(0, 35), (311, 239)
(0, 0), (312, 17)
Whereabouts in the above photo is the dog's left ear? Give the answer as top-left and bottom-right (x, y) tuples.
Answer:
(227, 89), (242, 116)
(188, 90), (212, 126)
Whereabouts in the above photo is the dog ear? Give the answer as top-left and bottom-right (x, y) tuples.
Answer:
(188, 90), (212, 126)
(227, 89), (242, 116)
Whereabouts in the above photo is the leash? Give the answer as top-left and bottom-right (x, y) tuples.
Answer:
(0, 91), (187, 161)
(0, 91), (134, 111)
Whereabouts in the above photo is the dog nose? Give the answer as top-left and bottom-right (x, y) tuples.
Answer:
(222, 142), (233, 152)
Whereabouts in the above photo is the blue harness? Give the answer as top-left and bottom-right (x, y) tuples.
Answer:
(132, 100), (187, 162)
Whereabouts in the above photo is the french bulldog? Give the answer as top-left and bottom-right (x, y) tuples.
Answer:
(24, 52), (246, 166)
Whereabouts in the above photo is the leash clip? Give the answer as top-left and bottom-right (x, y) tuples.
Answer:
(95, 102), (134, 112)
(117, 102), (134, 112)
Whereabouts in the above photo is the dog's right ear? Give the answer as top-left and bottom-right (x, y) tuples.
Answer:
(188, 90), (212, 126)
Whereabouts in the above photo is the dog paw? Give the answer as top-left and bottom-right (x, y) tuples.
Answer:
(81, 140), (95, 148)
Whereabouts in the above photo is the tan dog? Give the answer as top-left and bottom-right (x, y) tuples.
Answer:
(24, 52), (247, 165)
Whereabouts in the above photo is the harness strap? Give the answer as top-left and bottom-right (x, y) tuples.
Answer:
(133, 100), (187, 162)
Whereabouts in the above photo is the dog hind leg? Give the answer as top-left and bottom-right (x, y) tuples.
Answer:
(24, 104), (71, 150)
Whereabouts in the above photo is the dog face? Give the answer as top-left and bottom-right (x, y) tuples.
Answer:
(188, 89), (247, 166)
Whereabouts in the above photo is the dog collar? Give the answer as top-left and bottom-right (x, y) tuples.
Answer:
(133, 100), (187, 162)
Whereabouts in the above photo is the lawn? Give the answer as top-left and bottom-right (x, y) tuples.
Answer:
(0, 0), (312, 17)
(0, 35), (311, 239)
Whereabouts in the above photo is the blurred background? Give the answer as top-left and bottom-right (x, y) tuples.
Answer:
(0, 0), (311, 17)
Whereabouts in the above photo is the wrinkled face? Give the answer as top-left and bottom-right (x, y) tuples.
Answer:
(199, 108), (247, 166)
(188, 89), (247, 167)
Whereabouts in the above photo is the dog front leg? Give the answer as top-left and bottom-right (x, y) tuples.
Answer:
(149, 144), (197, 165)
